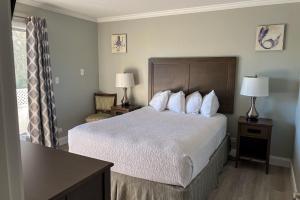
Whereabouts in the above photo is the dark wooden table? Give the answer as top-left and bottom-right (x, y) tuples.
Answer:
(235, 116), (273, 174)
(111, 105), (141, 116)
(21, 142), (113, 200)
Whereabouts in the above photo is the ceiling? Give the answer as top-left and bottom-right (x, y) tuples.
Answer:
(17, 0), (299, 22)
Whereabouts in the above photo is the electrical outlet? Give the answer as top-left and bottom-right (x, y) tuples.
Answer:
(80, 69), (85, 76)
(55, 77), (60, 84)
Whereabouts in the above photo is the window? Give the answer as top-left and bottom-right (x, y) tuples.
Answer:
(12, 22), (29, 135)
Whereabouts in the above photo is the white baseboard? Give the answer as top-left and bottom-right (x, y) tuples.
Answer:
(270, 155), (291, 168)
(230, 148), (291, 168)
(58, 136), (68, 146)
(291, 161), (298, 193)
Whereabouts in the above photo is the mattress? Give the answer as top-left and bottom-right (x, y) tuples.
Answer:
(68, 106), (227, 187)
(111, 136), (229, 200)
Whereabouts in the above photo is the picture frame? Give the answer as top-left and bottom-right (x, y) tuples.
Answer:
(255, 24), (285, 51)
(111, 33), (127, 53)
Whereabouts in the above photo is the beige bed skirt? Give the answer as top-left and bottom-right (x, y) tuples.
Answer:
(111, 135), (230, 200)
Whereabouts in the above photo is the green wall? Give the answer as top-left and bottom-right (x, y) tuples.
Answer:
(15, 3), (99, 138)
(98, 3), (300, 158)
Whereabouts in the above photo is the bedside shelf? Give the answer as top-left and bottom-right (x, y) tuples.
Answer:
(239, 137), (268, 160)
(235, 116), (273, 174)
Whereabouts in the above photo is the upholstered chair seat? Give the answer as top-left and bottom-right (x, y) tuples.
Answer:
(85, 112), (112, 123)
(85, 93), (117, 123)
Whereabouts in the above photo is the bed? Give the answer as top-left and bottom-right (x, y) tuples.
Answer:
(69, 57), (237, 200)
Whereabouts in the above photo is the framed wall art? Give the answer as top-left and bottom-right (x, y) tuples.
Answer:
(255, 24), (285, 51)
(112, 33), (127, 53)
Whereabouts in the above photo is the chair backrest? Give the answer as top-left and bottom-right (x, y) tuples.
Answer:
(94, 93), (117, 113)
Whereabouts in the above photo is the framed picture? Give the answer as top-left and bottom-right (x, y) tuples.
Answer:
(112, 33), (127, 53)
(255, 24), (285, 51)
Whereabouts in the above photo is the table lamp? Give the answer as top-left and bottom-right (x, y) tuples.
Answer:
(116, 73), (135, 106)
(240, 75), (269, 121)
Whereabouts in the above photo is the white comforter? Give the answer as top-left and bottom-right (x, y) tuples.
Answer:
(68, 106), (227, 187)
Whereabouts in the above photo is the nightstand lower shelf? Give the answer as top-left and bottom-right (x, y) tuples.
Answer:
(239, 136), (268, 160)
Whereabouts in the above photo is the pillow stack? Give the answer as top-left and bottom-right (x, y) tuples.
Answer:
(149, 90), (219, 117)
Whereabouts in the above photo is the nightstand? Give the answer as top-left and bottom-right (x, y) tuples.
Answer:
(111, 105), (141, 116)
(235, 116), (273, 174)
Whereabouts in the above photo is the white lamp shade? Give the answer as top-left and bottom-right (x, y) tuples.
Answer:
(240, 76), (269, 97)
(115, 73), (135, 88)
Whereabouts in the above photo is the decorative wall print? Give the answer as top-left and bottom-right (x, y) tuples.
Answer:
(112, 33), (127, 53)
(255, 24), (285, 51)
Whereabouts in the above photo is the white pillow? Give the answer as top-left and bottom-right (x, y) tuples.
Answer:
(186, 91), (202, 114)
(167, 91), (185, 113)
(149, 90), (171, 111)
(201, 90), (219, 117)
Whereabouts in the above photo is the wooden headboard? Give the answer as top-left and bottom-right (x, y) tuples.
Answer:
(148, 57), (237, 114)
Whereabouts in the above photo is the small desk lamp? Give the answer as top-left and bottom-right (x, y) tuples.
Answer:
(240, 75), (269, 121)
(115, 73), (135, 106)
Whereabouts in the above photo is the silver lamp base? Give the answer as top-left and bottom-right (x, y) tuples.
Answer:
(121, 87), (129, 107)
(246, 97), (259, 122)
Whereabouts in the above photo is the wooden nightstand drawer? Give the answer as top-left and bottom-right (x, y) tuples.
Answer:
(240, 124), (269, 139)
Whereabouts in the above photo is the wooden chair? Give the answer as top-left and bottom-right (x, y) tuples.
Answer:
(85, 93), (117, 123)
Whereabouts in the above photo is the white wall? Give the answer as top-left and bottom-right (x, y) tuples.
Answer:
(0, 0), (24, 199)
(98, 3), (300, 158)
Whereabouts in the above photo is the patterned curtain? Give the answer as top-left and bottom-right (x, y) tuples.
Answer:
(26, 16), (58, 148)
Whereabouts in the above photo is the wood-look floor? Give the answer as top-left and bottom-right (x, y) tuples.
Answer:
(208, 160), (292, 200)
(60, 146), (292, 200)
